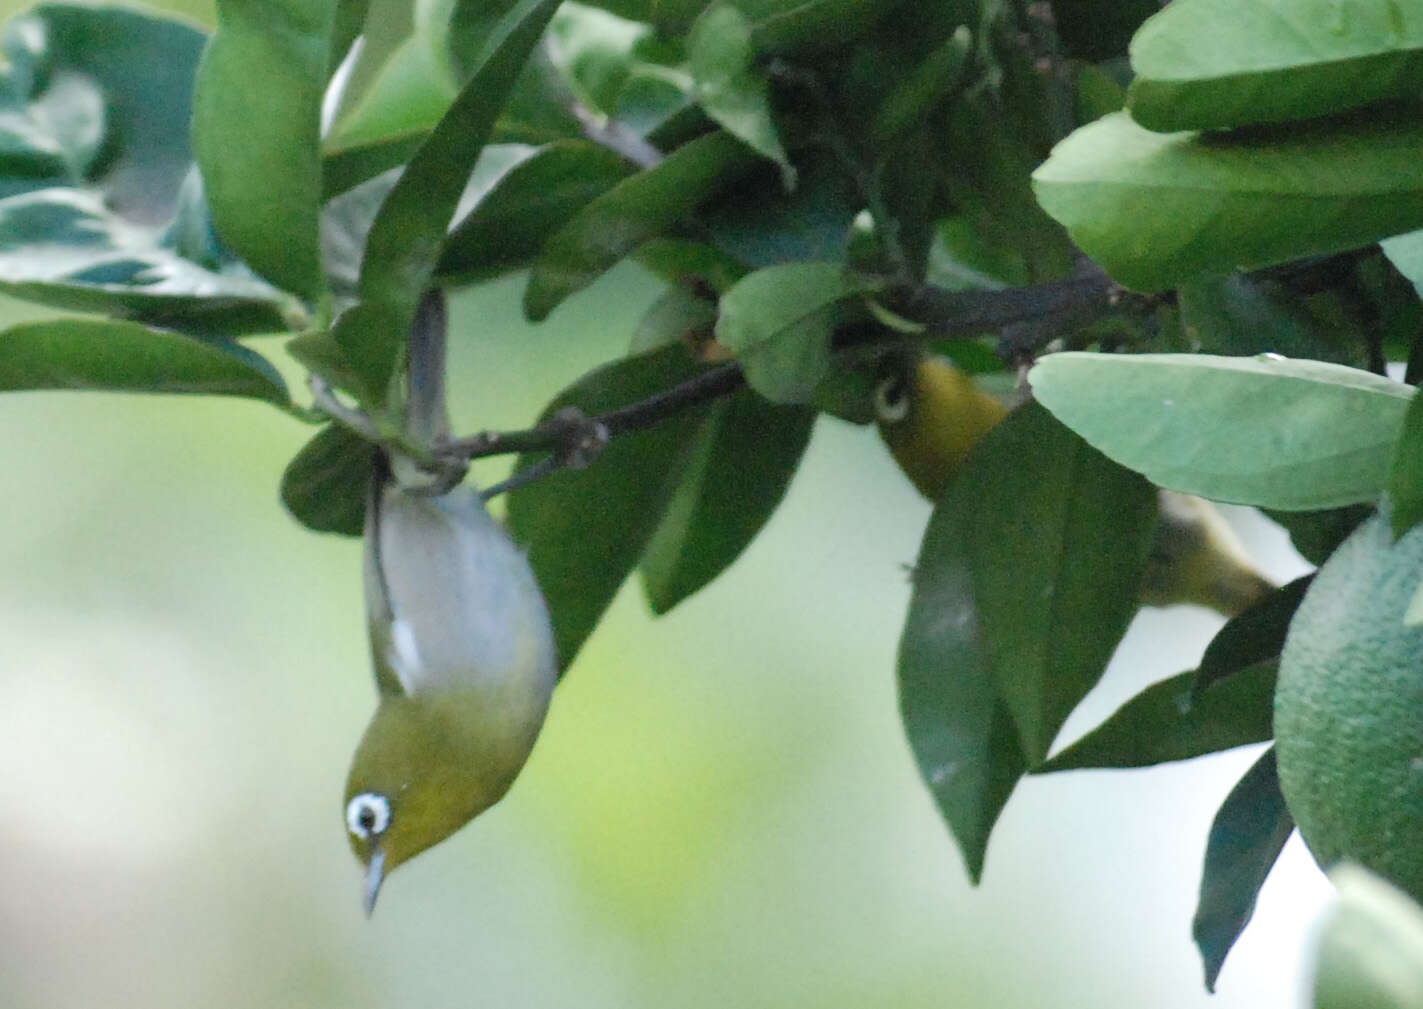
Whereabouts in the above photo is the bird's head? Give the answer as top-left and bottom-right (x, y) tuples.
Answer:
(344, 687), (545, 913)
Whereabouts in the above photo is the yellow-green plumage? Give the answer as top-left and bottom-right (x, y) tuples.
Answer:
(342, 290), (556, 912)
(874, 353), (1008, 500)
(873, 352), (1274, 618)
(344, 473), (557, 911)
(1139, 490), (1275, 616)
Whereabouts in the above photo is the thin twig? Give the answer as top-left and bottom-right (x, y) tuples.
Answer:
(599, 363), (745, 434)
(445, 270), (1127, 490)
(443, 363), (744, 474)
(901, 263), (1119, 341)
(320, 266), (1131, 505)
(479, 456), (561, 501)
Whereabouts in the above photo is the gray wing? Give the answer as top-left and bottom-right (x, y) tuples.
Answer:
(363, 456), (407, 697)
(364, 477), (556, 698)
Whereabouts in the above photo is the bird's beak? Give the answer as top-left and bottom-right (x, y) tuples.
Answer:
(363, 847), (387, 916)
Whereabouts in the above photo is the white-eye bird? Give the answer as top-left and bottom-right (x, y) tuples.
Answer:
(342, 292), (557, 913)
(1138, 488), (1275, 617)
(874, 351), (1275, 618)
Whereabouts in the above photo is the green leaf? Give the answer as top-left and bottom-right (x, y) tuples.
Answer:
(1, 5), (207, 220)
(1029, 352), (1415, 510)
(1193, 747), (1294, 993)
(831, 5), (976, 141)
(715, 261), (879, 403)
(1039, 660), (1277, 772)
(1356, 250), (1423, 365)
(808, 363), (879, 424)
(1314, 865), (1423, 1009)
(943, 93), (1076, 283)
(0, 49), (104, 184)
(319, 167), (400, 307)
(1195, 575), (1311, 695)
(926, 216), (1028, 291)
(286, 329), (374, 402)
(572, 0), (708, 36)
(0, 317), (289, 404)
(640, 391), (813, 612)
(634, 238), (749, 294)
(1391, 383), (1423, 538)
(280, 423), (373, 535)
(959, 401), (1158, 764)
(1178, 273), (1366, 366)
(493, 42), (586, 144)
(337, 0), (562, 407)
(549, 3), (647, 115)
(875, 125), (942, 278)
(1265, 505), (1373, 566)
(1074, 63), (1126, 125)
(869, 26), (970, 146)
(614, 61), (693, 136)
(629, 282), (719, 354)
(0, 188), (290, 336)
(505, 345), (709, 671)
(330, 0), (370, 70)
(742, 0), (895, 55)
(327, 0), (414, 129)
(1033, 110), (1423, 292)
(524, 130), (759, 321)
(436, 140), (635, 284)
(327, 144), (536, 293)
(322, 135), (425, 201)
(447, 0), (521, 79)
(701, 154), (862, 270)
(192, 0), (331, 299)
(1382, 229), (1423, 300)
(687, 4), (793, 187)
(1128, 0), (1423, 133)
(1051, 0), (1157, 60)
(898, 490), (1026, 883)
(323, 27), (455, 158)
(160, 165), (225, 270)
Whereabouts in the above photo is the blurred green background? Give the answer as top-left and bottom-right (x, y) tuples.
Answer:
(0, 2), (1335, 1006)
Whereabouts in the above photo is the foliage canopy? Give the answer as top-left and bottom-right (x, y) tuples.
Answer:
(2, 0), (1423, 1000)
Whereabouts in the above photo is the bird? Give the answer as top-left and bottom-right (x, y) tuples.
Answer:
(873, 350), (1009, 501)
(342, 292), (557, 913)
(1137, 487), (1276, 617)
(873, 351), (1275, 617)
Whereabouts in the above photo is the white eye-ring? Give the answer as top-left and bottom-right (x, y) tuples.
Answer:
(874, 374), (911, 423)
(346, 793), (392, 839)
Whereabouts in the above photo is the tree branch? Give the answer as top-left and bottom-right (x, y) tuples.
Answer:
(441, 362), (745, 496)
(899, 262), (1120, 341)
(444, 269), (1135, 499)
(599, 362), (745, 435)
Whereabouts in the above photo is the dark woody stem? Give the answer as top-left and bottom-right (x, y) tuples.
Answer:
(321, 266), (1155, 498)
(445, 364), (747, 500)
(442, 267), (1144, 500)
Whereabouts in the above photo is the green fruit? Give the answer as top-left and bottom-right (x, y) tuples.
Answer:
(1276, 512), (1423, 901)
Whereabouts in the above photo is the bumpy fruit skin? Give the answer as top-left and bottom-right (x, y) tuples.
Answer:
(1275, 512), (1423, 901)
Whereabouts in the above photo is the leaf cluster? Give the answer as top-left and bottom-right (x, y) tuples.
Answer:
(1, 0), (1422, 998)
(1021, 1), (1423, 991)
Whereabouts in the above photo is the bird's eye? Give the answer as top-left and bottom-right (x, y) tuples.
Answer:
(346, 792), (391, 840)
(874, 374), (911, 423)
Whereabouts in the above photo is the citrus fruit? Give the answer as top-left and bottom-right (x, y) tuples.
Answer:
(1275, 511), (1423, 901)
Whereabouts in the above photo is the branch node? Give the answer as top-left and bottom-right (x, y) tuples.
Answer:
(547, 407), (610, 470)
